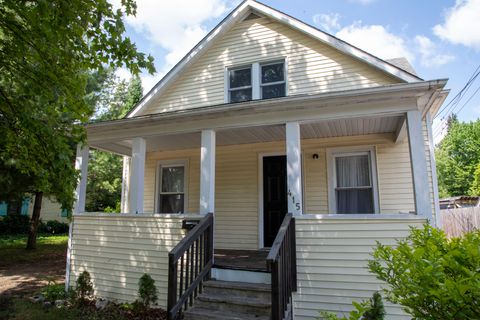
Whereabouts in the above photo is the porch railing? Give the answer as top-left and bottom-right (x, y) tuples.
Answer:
(167, 213), (214, 320)
(267, 213), (297, 320)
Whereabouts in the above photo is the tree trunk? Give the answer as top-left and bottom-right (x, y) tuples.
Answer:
(26, 192), (43, 250)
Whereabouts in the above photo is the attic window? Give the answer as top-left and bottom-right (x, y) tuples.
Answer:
(227, 60), (286, 103)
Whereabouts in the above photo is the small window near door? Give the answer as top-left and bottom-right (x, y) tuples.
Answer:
(158, 164), (186, 213)
(328, 149), (378, 214)
(228, 66), (252, 103)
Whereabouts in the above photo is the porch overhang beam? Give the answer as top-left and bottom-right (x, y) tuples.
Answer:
(87, 80), (447, 145)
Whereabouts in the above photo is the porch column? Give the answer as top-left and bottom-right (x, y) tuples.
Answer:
(406, 110), (433, 223)
(121, 156), (131, 213)
(73, 145), (89, 214)
(129, 137), (146, 214)
(286, 122), (303, 215)
(200, 130), (216, 215)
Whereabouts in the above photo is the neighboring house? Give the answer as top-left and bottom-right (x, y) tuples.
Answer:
(439, 196), (480, 210)
(66, 1), (448, 319)
(0, 197), (69, 222)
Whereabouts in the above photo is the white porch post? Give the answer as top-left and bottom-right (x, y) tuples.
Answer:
(406, 110), (433, 223)
(121, 156), (131, 213)
(73, 145), (89, 214)
(286, 122), (303, 215)
(129, 137), (146, 214)
(200, 130), (216, 215)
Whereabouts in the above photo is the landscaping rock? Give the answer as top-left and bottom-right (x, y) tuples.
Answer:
(55, 299), (66, 308)
(43, 301), (52, 308)
(29, 294), (44, 304)
(95, 298), (109, 310)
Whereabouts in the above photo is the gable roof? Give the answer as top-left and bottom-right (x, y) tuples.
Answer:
(127, 0), (422, 118)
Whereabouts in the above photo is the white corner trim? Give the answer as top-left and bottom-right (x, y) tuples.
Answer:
(126, 0), (419, 118)
(326, 145), (380, 214)
(65, 220), (74, 291)
(426, 113), (442, 228)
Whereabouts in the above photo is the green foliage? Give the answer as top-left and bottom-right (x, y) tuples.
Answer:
(38, 220), (70, 235)
(435, 117), (480, 196)
(86, 73), (143, 212)
(368, 224), (480, 319)
(76, 271), (94, 303)
(137, 274), (158, 308)
(0, 0), (154, 216)
(362, 292), (385, 320)
(470, 162), (480, 196)
(42, 281), (67, 301)
(320, 301), (369, 320)
(0, 214), (30, 235)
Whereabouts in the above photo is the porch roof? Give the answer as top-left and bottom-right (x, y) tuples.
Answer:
(87, 80), (447, 155)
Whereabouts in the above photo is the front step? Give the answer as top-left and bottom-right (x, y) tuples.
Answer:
(183, 280), (271, 320)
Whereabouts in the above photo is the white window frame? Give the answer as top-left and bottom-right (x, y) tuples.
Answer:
(326, 146), (379, 214)
(225, 58), (287, 103)
(155, 159), (189, 214)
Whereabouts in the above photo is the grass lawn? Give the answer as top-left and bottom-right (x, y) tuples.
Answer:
(0, 234), (68, 266)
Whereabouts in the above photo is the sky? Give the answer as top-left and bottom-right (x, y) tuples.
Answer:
(114, 0), (480, 143)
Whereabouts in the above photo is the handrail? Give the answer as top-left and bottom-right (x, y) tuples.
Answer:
(167, 213), (214, 320)
(266, 213), (297, 320)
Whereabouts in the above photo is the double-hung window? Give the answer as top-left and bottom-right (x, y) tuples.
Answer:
(260, 61), (286, 99)
(228, 66), (252, 103)
(227, 60), (286, 103)
(328, 148), (378, 214)
(157, 163), (186, 213)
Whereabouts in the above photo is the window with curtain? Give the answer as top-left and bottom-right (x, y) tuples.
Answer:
(334, 153), (374, 214)
(158, 165), (185, 213)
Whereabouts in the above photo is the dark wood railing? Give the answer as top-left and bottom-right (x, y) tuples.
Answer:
(267, 213), (297, 320)
(167, 213), (214, 320)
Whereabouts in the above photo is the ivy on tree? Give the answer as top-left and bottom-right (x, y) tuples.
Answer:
(0, 0), (155, 249)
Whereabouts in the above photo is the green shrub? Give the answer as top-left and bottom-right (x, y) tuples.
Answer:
(42, 281), (66, 301)
(38, 220), (69, 234)
(368, 224), (480, 319)
(76, 270), (94, 303)
(0, 214), (30, 235)
(137, 274), (157, 308)
(318, 292), (385, 320)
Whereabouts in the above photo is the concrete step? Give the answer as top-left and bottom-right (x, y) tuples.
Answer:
(203, 280), (271, 300)
(183, 306), (270, 320)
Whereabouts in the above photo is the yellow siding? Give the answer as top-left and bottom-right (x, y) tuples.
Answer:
(27, 196), (69, 223)
(143, 135), (418, 249)
(376, 140), (415, 214)
(293, 216), (426, 320)
(68, 214), (186, 307)
(139, 17), (399, 116)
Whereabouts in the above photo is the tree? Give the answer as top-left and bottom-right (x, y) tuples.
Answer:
(0, 0), (155, 249)
(86, 74), (143, 212)
(435, 117), (480, 197)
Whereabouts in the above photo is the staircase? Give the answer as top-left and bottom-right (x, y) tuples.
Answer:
(183, 280), (271, 320)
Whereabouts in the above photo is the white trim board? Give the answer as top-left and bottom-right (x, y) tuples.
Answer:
(126, 0), (421, 118)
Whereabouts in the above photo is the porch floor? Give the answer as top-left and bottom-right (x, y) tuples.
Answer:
(214, 249), (269, 272)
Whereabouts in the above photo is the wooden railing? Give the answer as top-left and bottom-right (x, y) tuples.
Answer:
(267, 213), (297, 320)
(167, 213), (214, 320)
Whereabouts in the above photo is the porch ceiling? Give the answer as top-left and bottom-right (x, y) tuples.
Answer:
(93, 115), (402, 154)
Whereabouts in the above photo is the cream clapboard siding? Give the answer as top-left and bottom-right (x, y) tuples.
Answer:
(143, 134), (418, 249)
(293, 216), (426, 320)
(68, 214), (186, 307)
(26, 196), (69, 222)
(139, 17), (399, 116)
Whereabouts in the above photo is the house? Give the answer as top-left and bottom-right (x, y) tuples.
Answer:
(0, 197), (69, 223)
(66, 1), (448, 319)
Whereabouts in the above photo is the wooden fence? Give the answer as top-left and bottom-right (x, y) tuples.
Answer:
(441, 207), (480, 237)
